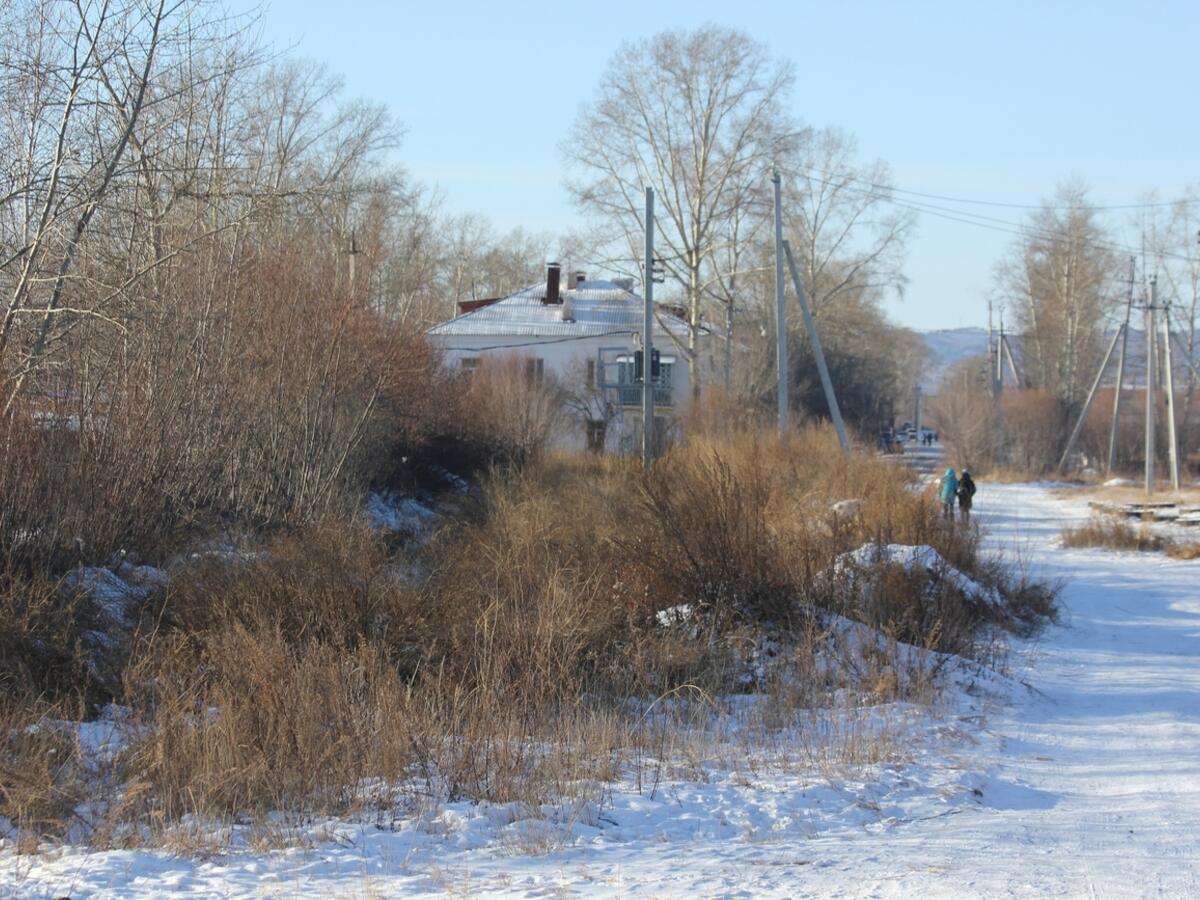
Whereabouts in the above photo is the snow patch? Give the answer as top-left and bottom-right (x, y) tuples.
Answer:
(365, 493), (439, 534)
(833, 542), (1004, 610)
(830, 498), (864, 516)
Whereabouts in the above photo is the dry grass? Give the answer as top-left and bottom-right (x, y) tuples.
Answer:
(1051, 483), (1200, 504)
(0, 697), (92, 840)
(0, 426), (1058, 847)
(1061, 516), (1167, 552)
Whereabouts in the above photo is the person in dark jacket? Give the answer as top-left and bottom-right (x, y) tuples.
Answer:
(957, 470), (977, 523)
(939, 467), (958, 520)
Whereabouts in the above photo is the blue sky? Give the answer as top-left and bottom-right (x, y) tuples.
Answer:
(253, 0), (1200, 330)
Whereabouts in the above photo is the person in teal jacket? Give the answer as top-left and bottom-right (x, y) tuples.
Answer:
(939, 467), (958, 520)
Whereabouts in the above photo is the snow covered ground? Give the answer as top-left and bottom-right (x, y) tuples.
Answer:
(4, 483), (1199, 898)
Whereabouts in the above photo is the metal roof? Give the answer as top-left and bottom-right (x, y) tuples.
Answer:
(427, 280), (694, 339)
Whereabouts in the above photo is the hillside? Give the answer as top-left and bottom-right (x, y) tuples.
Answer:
(919, 326), (989, 391)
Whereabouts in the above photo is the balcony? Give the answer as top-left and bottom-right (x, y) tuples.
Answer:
(618, 384), (673, 407)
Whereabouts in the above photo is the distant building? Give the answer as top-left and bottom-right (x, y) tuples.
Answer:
(427, 264), (698, 454)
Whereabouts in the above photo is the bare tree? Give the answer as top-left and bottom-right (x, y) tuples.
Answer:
(782, 129), (913, 319)
(0, 0), (178, 409)
(728, 130), (917, 426)
(1146, 185), (1200, 447)
(563, 25), (798, 392)
(995, 181), (1119, 408)
(931, 357), (999, 472)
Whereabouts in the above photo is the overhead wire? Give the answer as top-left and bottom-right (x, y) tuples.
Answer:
(834, 178), (1189, 212)
(793, 168), (1200, 264)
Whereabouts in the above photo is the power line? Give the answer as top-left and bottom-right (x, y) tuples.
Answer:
(796, 168), (1200, 264)
(799, 169), (1193, 212)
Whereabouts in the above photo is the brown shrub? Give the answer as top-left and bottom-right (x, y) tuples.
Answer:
(122, 629), (413, 822)
(453, 355), (570, 467)
(0, 425), (1057, 842)
(1001, 390), (1068, 474)
(1061, 516), (1166, 552)
(162, 516), (427, 666)
(0, 696), (91, 839)
(1166, 541), (1200, 560)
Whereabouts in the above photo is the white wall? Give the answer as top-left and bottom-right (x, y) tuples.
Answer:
(433, 333), (690, 454)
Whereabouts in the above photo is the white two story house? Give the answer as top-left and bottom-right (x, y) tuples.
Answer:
(427, 264), (696, 454)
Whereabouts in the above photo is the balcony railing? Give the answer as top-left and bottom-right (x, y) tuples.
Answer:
(618, 385), (673, 407)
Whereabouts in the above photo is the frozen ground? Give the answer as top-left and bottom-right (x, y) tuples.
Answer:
(4, 483), (1199, 898)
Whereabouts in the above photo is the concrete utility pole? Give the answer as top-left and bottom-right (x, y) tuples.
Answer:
(996, 314), (1006, 392)
(1057, 324), (1124, 473)
(1108, 258), (1136, 473)
(1162, 298), (1180, 491)
(1145, 282), (1157, 492)
(1002, 333), (1021, 387)
(348, 228), (360, 290)
(988, 303), (998, 398)
(783, 239), (850, 453)
(773, 167), (788, 436)
(642, 187), (655, 469)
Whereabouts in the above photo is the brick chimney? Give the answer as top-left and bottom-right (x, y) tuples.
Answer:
(544, 262), (561, 305)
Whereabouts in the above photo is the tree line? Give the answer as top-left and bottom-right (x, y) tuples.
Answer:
(936, 180), (1200, 475)
(0, 4), (930, 569)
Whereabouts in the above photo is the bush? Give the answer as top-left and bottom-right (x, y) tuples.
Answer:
(1061, 516), (1166, 552)
(0, 426), (1058, 843)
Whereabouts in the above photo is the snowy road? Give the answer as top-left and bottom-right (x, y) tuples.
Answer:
(797, 482), (1200, 898)
(5, 483), (1200, 898)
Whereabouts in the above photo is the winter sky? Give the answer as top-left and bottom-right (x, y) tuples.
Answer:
(253, 0), (1200, 331)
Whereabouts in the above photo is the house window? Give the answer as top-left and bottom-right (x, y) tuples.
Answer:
(525, 357), (544, 384)
(585, 419), (607, 453)
(461, 357), (481, 373)
(586, 359), (596, 390)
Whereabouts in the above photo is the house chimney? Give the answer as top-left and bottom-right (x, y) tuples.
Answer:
(573, 271), (586, 287)
(544, 262), (561, 305)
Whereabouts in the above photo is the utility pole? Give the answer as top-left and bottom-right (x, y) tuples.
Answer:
(1161, 293), (1180, 491)
(1057, 324), (1124, 473)
(1108, 258), (1136, 473)
(987, 302), (997, 397)
(348, 228), (360, 291)
(773, 166), (788, 436)
(1145, 279), (1157, 492)
(1002, 333), (1021, 387)
(783, 240), (850, 453)
(642, 187), (656, 469)
(996, 313), (1006, 392)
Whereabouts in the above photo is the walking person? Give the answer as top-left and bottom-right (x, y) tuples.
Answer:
(939, 467), (958, 521)
(957, 469), (976, 524)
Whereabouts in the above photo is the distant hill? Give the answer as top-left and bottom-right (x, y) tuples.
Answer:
(919, 327), (988, 391)
(917, 326), (1196, 393)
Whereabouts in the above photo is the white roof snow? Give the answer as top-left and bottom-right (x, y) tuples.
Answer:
(427, 280), (694, 339)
